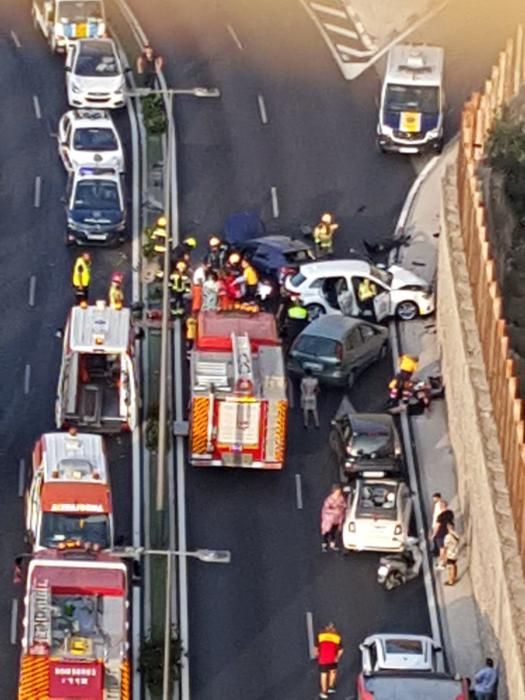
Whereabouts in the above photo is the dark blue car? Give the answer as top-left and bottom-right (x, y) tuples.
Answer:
(239, 235), (315, 283)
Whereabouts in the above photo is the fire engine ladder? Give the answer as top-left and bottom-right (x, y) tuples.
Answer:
(231, 332), (254, 387)
(30, 580), (52, 648)
(79, 384), (103, 426)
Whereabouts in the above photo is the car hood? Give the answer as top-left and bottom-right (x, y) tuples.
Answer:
(70, 151), (122, 169)
(71, 75), (124, 92)
(387, 265), (428, 290)
(70, 207), (123, 226)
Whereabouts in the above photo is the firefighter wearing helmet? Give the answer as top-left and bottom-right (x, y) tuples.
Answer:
(204, 235), (228, 273)
(151, 214), (169, 254)
(71, 252), (91, 304)
(313, 212), (339, 256)
(108, 272), (124, 310)
(169, 259), (191, 316)
(173, 235), (197, 267)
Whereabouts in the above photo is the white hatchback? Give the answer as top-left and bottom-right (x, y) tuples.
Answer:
(342, 475), (412, 552)
(65, 38), (126, 110)
(359, 634), (441, 674)
(58, 109), (125, 173)
(284, 259), (434, 322)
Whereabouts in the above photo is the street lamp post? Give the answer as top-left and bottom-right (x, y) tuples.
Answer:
(121, 546), (230, 699)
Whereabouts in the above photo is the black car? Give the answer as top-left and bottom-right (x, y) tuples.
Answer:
(329, 411), (403, 481)
(239, 235), (315, 283)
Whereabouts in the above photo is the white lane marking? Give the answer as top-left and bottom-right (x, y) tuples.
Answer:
(18, 459), (25, 498)
(33, 95), (42, 120)
(295, 473), (304, 510)
(34, 176), (41, 208)
(24, 364), (31, 395)
(335, 42), (373, 58)
(310, 2), (346, 18)
(28, 275), (36, 307)
(10, 599), (18, 645)
(257, 94), (269, 124)
(271, 186), (279, 218)
(324, 23), (359, 40)
(227, 23), (244, 50)
(306, 611), (316, 659)
(10, 30), (21, 48)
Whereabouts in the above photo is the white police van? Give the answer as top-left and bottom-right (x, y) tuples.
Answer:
(377, 44), (444, 155)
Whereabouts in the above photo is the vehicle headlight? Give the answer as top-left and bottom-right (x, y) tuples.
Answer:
(394, 523), (402, 536)
(348, 521), (356, 533)
(71, 82), (82, 94)
(377, 565), (389, 576)
(427, 128), (441, 139)
(422, 287), (433, 299)
(114, 87), (123, 95)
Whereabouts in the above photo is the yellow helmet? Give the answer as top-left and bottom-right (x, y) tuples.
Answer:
(209, 235), (221, 247)
(321, 212), (333, 224)
(157, 215), (167, 228)
(176, 260), (187, 272)
(184, 236), (197, 249)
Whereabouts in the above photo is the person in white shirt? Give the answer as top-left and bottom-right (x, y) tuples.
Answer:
(300, 369), (320, 429)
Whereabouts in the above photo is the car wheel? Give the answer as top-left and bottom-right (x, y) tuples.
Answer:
(65, 232), (74, 247)
(347, 370), (356, 390)
(306, 303), (325, 322)
(396, 301), (418, 321)
(328, 429), (339, 454)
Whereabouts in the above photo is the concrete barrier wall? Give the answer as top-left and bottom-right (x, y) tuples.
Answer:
(438, 165), (525, 700)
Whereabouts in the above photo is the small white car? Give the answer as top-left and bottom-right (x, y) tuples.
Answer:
(342, 475), (412, 552)
(65, 38), (126, 110)
(284, 259), (434, 322)
(58, 109), (125, 172)
(359, 634), (441, 674)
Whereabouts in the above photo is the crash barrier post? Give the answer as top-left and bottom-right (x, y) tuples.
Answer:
(456, 24), (525, 564)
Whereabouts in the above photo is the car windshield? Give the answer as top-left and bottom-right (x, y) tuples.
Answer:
(356, 482), (398, 519)
(369, 265), (393, 286)
(74, 127), (118, 151)
(40, 512), (111, 548)
(385, 83), (440, 114)
(73, 179), (120, 210)
(289, 272), (306, 287)
(293, 334), (339, 358)
(58, 0), (103, 21)
(384, 639), (423, 655)
(76, 46), (119, 77)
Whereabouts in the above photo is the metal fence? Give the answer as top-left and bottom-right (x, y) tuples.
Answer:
(456, 25), (525, 558)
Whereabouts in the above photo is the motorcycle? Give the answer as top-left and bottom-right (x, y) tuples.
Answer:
(377, 537), (423, 590)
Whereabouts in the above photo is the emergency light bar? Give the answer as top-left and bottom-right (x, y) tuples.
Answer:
(78, 166), (116, 177)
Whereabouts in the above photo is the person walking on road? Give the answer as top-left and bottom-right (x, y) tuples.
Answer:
(443, 522), (460, 585)
(72, 252), (91, 303)
(430, 500), (454, 570)
(300, 368), (320, 428)
(320, 485), (346, 552)
(315, 622), (344, 698)
(473, 658), (498, 699)
(431, 492), (444, 556)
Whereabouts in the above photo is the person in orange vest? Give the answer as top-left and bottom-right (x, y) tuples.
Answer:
(108, 272), (124, 310)
(71, 252), (91, 303)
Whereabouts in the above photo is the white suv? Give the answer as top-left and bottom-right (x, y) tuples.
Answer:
(65, 38), (126, 109)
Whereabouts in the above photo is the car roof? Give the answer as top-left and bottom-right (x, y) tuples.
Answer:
(77, 38), (117, 54)
(302, 315), (386, 341)
(250, 235), (310, 253)
(299, 259), (372, 277)
(69, 109), (114, 129)
(74, 166), (120, 182)
(347, 413), (394, 433)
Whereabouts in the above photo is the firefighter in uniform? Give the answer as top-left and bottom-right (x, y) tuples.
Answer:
(72, 252), (91, 303)
(172, 236), (197, 268)
(108, 272), (124, 310)
(204, 235), (228, 273)
(151, 215), (168, 254)
(313, 212), (339, 256)
(284, 296), (309, 351)
(388, 354), (419, 406)
(357, 277), (378, 320)
(169, 261), (191, 316)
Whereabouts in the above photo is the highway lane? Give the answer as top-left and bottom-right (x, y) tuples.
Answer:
(0, 2), (135, 695)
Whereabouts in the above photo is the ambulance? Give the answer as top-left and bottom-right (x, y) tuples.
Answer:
(32, 0), (106, 53)
(55, 301), (138, 433)
(377, 44), (444, 154)
(18, 548), (130, 700)
(189, 311), (288, 469)
(26, 431), (113, 552)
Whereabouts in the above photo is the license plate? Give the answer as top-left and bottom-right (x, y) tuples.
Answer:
(398, 146), (418, 154)
(303, 362), (322, 372)
(87, 234), (108, 241)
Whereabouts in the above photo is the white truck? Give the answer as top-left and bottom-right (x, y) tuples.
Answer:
(32, 0), (106, 53)
(55, 301), (138, 433)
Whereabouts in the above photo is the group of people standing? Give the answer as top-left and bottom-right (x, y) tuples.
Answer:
(71, 253), (124, 310)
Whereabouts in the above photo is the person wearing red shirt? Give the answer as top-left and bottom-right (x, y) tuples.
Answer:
(315, 623), (344, 698)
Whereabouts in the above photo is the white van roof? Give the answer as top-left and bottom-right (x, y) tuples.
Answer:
(386, 44), (444, 87)
(69, 302), (131, 353)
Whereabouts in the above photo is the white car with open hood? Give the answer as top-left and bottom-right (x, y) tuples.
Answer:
(284, 259), (434, 322)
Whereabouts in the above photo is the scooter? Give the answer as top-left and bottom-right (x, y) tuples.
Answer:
(377, 537), (423, 590)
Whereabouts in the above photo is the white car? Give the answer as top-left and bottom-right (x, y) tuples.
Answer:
(342, 475), (412, 552)
(58, 109), (125, 172)
(359, 634), (441, 674)
(65, 38), (126, 110)
(284, 259), (434, 322)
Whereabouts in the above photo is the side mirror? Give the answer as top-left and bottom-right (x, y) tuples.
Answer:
(24, 530), (35, 546)
(55, 328), (64, 339)
(61, 142), (68, 148)
(65, 66), (71, 72)
(125, 66), (133, 74)
(60, 195), (66, 204)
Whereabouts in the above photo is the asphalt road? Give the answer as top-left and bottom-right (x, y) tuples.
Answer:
(124, 0), (525, 698)
(0, 2), (134, 696)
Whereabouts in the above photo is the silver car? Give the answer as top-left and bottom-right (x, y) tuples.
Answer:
(287, 315), (389, 388)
